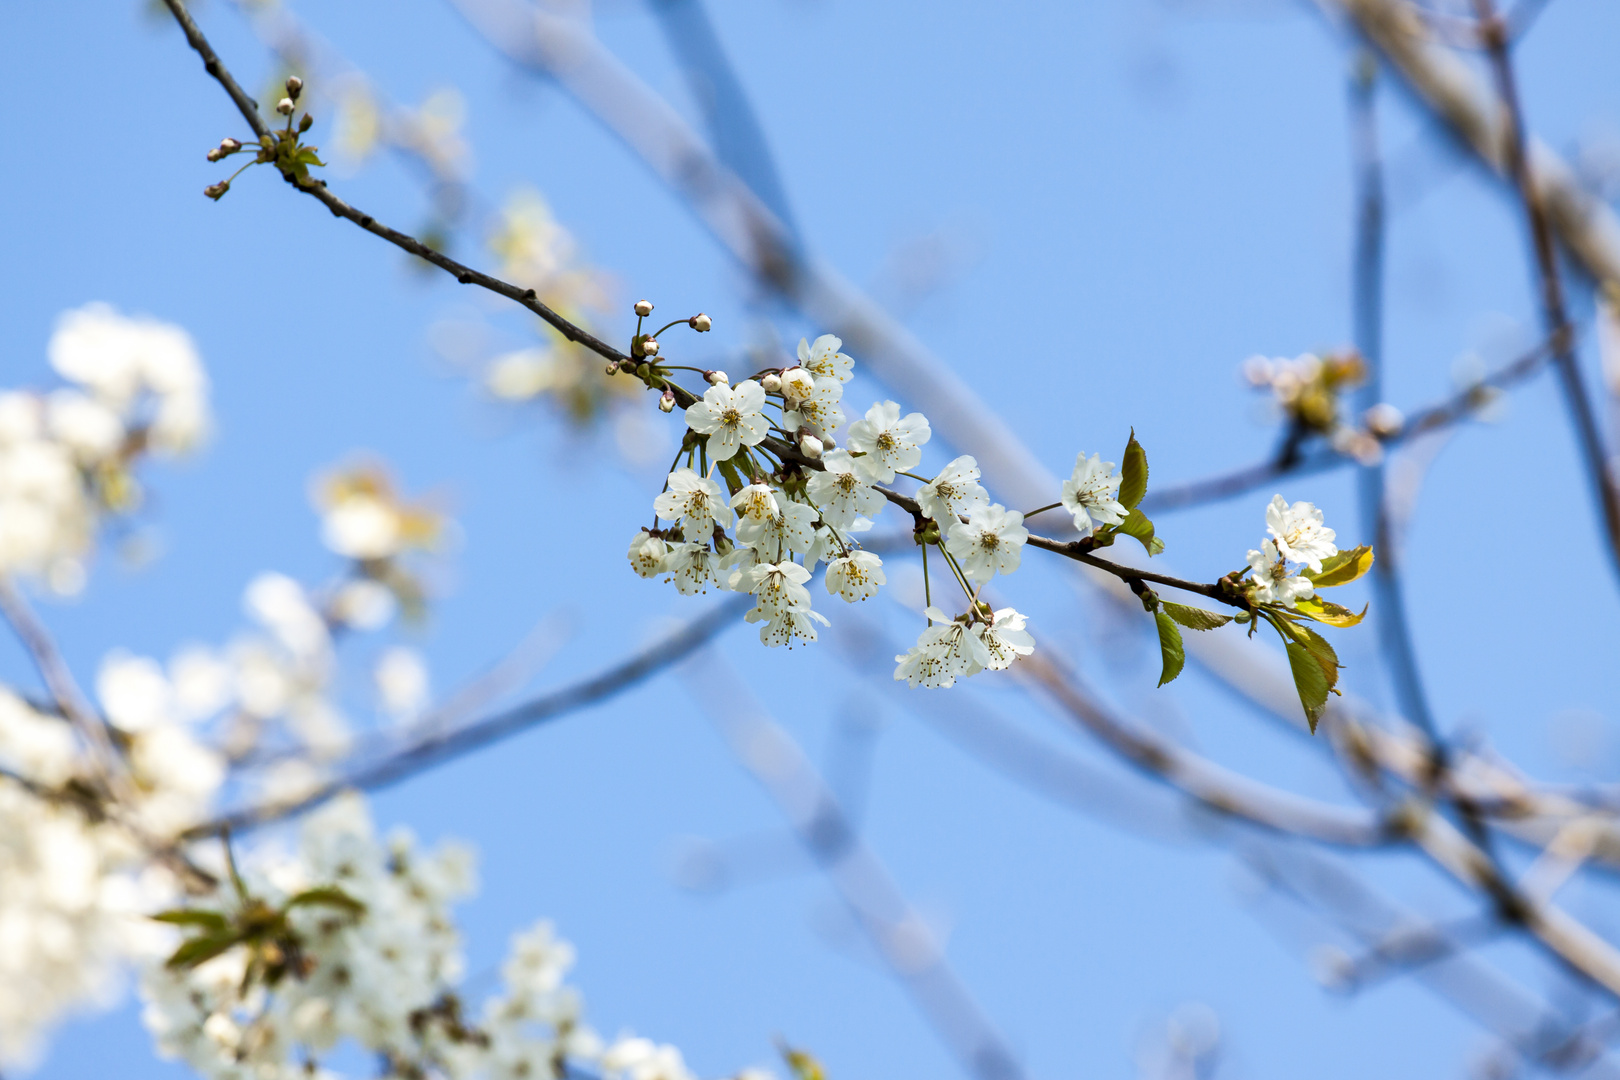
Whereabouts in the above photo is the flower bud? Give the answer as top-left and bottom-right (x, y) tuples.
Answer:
(799, 433), (824, 460)
(634, 299), (654, 317)
(761, 373), (782, 394)
(658, 390), (676, 413)
(641, 338), (660, 357)
(220, 138), (242, 152)
(636, 363), (651, 378)
(299, 112), (314, 133)
(277, 97), (295, 116)
(286, 76), (304, 99)
(705, 370), (729, 386)
(204, 181), (230, 200)
(1363, 402), (1405, 439)
(605, 360), (620, 376)
(206, 147), (224, 162)
(690, 313), (712, 332)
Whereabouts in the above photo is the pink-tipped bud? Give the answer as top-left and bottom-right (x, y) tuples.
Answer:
(286, 76), (304, 99)
(761, 373), (782, 394)
(659, 390), (676, 413)
(641, 338), (660, 357)
(277, 97), (295, 116)
(605, 360), (620, 376)
(690, 313), (712, 332)
(799, 432), (824, 460)
(634, 299), (654, 317)
(705, 370), (729, 386)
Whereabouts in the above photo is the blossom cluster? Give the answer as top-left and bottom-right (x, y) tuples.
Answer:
(1240, 350), (1402, 464)
(1243, 495), (1339, 609)
(626, 325), (1156, 689)
(0, 303), (211, 591)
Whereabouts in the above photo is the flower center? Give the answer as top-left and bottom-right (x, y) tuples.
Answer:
(721, 407), (741, 428)
(876, 431), (897, 453)
(978, 533), (999, 552)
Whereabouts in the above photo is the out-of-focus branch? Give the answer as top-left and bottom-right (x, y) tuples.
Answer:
(682, 654), (1025, 1080)
(185, 596), (749, 838)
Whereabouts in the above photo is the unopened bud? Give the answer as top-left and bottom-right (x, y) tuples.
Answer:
(658, 390), (676, 413)
(799, 433), (824, 460)
(605, 360), (620, 376)
(706, 370), (729, 386)
(220, 138), (242, 152)
(690, 313), (712, 332)
(299, 112), (314, 133)
(204, 181), (230, 200)
(277, 97), (295, 116)
(1363, 402), (1405, 439)
(641, 338), (660, 357)
(780, 367), (815, 403)
(634, 299), (654, 317)
(636, 363), (651, 378)
(285, 76), (304, 99)
(206, 147), (224, 162)
(761, 373), (782, 394)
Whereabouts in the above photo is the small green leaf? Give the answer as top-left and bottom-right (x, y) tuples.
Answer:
(1113, 508), (1164, 556)
(1304, 545), (1374, 588)
(715, 456), (746, 498)
(1285, 641), (1331, 733)
(1293, 596), (1368, 627)
(166, 933), (240, 970)
(1272, 616), (1341, 694)
(1118, 429), (1149, 510)
(295, 147), (326, 167)
(285, 886), (367, 916)
(1154, 611), (1185, 686)
(151, 909), (229, 931)
(1161, 601), (1232, 631)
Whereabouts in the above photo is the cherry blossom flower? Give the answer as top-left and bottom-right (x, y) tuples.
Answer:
(805, 450), (886, 531)
(797, 334), (854, 384)
(846, 401), (930, 483)
(746, 603), (828, 648)
(662, 542), (718, 595)
(945, 504), (1028, 582)
(1247, 539), (1315, 608)
(1061, 452), (1128, 537)
(718, 542), (764, 591)
(653, 469), (734, 539)
(745, 560), (813, 614)
(730, 482), (780, 526)
(683, 379), (768, 461)
(736, 501), (817, 560)
(825, 550), (885, 602)
(1264, 494), (1338, 571)
(783, 374), (845, 438)
(916, 455), (988, 527)
(894, 609), (991, 689)
(779, 367), (816, 404)
(627, 529), (668, 578)
(973, 608), (1035, 672)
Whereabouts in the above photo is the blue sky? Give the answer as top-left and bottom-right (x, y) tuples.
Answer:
(6, 0), (1620, 1078)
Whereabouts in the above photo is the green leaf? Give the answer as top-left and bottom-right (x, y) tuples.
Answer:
(1118, 429), (1149, 510)
(151, 909), (229, 931)
(295, 147), (326, 167)
(1161, 601), (1232, 631)
(166, 933), (240, 970)
(1285, 641), (1331, 733)
(1293, 596), (1368, 628)
(715, 456), (746, 498)
(1272, 616), (1341, 695)
(1112, 507), (1164, 556)
(285, 886), (367, 916)
(1304, 545), (1374, 588)
(1153, 611), (1185, 686)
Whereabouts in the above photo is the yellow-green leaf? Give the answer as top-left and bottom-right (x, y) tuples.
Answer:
(1154, 610), (1185, 686)
(285, 886), (367, 916)
(151, 909), (229, 931)
(1285, 641), (1330, 733)
(1161, 601), (1232, 631)
(1112, 507), (1164, 557)
(1293, 597), (1368, 627)
(166, 933), (240, 970)
(1304, 545), (1374, 588)
(1118, 429), (1149, 510)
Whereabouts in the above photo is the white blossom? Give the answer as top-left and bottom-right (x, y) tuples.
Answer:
(973, 608), (1035, 671)
(375, 646), (431, 721)
(736, 500), (817, 560)
(1264, 494), (1338, 572)
(97, 652), (173, 733)
(321, 494), (403, 560)
(778, 367), (816, 404)
(683, 380), (769, 462)
(653, 468), (734, 540)
(945, 504), (1029, 583)
(730, 482), (780, 526)
(783, 375), (845, 438)
(894, 609), (991, 689)
(628, 529), (668, 578)
(916, 455), (988, 527)
(662, 542), (718, 595)
(846, 400), (930, 483)
(745, 560), (813, 615)
(805, 449), (886, 531)
(745, 603), (828, 648)
(1060, 452), (1128, 536)
(1247, 539), (1315, 608)
(825, 550), (885, 602)
(718, 542), (765, 592)
(797, 334), (854, 384)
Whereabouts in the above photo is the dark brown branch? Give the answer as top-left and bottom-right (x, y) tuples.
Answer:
(159, 0), (631, 369)
(1025, 535), (1243, 609)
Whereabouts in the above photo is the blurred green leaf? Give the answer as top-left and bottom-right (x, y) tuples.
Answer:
(285, 886), (366, 916)
(151, 909), (229, 931)
(1161, 601), (1232, 631)
(166, 933), (240, 971)
(1286, 641), (1330, 733)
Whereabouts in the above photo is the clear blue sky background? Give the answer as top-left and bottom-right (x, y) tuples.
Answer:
(5, 0), (1620, 1078)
